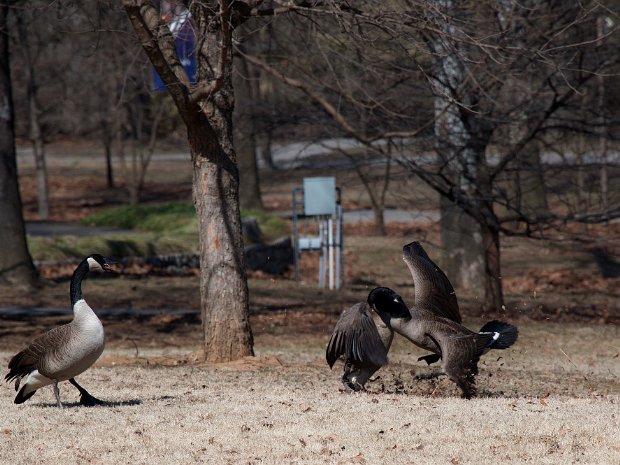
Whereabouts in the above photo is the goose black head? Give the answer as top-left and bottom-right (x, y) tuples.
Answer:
(367, 287), (411, 322)
(86, 254), (118, 272)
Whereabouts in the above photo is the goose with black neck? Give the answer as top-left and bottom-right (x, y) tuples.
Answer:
(5, 254), (118, 407)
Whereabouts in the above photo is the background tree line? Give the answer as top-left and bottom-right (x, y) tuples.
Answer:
(1, 0), (618, 360)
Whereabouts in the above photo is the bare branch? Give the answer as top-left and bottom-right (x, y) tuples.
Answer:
(123, 0), (191, 116)
(189, 0), (231, 105)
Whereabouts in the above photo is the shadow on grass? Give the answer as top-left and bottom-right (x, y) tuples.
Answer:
(30, 399), (142, 408)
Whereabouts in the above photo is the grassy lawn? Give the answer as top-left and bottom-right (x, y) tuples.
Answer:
(27, 203), (289, 262)
(6, 141), (619, 464)
(1, 321), (618, 465)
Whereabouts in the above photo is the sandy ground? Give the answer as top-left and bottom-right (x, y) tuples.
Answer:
(2, 323), (619, 465)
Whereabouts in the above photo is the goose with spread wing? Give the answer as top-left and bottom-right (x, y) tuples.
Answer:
(325, 241), (462, 391)
(368, 286), (518, 398)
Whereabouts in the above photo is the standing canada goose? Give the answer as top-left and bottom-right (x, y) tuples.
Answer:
(326, 241), (462, 390)
(368, 286), (518, 399)
(5, 254), (117, 407)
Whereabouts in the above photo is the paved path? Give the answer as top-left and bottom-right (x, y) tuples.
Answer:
(25, 221), (138, 237)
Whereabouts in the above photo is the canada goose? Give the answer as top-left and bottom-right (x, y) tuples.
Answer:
(326, 241), (462, 390)
(326, 302), (393, 391)
(368, 286), (518, 399)
(5, 254), (117, 407)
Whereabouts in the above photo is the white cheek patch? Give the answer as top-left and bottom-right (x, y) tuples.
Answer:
(87, 257), (103, 271)
(492, 332), (500, 341)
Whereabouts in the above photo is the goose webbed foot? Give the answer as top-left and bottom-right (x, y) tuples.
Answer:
(69, 378), (106, 407)
(79, 391), (107, 407)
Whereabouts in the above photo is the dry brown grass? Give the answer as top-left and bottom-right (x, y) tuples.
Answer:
(6, 143), (619, 463)
(2, 322), (619, 465)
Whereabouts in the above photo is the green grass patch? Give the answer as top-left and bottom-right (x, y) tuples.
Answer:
(32, 203), (290, 261)
(81, 203), (197, 234)
(81, 202), (289, 242)
(28, 233), (198, 262)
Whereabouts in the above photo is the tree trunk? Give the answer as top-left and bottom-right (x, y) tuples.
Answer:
(234, 51), (262, 210)
(16, 8), (49, 219)
(481, 221), (503, 312)
(427, 0), (497, 309)
(124, 0), (254, 362)
(189, 114), (254, 362)
(102, 121), (115, 188)
(439, 197), (486, 295)
(260, 131), (276, 171)
(31, 108), (49, 219)
(0, 4), (38, 288)
(372, 204), (386, 236)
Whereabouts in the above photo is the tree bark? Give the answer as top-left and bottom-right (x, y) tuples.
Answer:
(481, 221), (503, 312)
(0, 4), (38, 288)
(439, 197), (486, 295)
(190, 118), (254, 361)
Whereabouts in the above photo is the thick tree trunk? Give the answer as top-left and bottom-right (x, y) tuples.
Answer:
(439, 197), (485, 294)
(0, 4), (38, 288)
(428, 0), (500, 310)
(189, 115), (254, 362)
(481, 222), (503, 311)
(124, 0), (254, 362)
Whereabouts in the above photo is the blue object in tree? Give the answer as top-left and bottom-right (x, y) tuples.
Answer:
(152, 12), (196, 91)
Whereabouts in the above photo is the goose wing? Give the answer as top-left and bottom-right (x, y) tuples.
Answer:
(5, 325), (68, 383)
(326, 302), (390, 369)
(403, 241), (461, 323)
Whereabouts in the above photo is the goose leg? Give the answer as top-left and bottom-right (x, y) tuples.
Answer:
(53, 381), (63, 408)
(69, 378), (106, 406)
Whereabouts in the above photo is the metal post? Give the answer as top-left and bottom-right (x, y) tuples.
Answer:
(319, 219), (326, 288)
(328, 217), (334, 289)
(335, 200), (342, 289)
(292, 187), (301, 283)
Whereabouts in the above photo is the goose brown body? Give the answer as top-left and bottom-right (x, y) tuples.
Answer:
(5, 255), (114, 407)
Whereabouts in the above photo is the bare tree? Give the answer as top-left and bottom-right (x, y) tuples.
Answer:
(118, 91), (168, 205)
(123, 0), (255, 361)
(14, 7), (49, 219)
(241, 1), (620, 310)
(0, 2), (38, 288)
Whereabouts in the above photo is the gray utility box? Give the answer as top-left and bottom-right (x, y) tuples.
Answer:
(303, 177), (337, 216)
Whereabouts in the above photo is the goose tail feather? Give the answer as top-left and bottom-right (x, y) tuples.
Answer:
(478, 320), (518, 350)
(14, 384), (37, 404)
